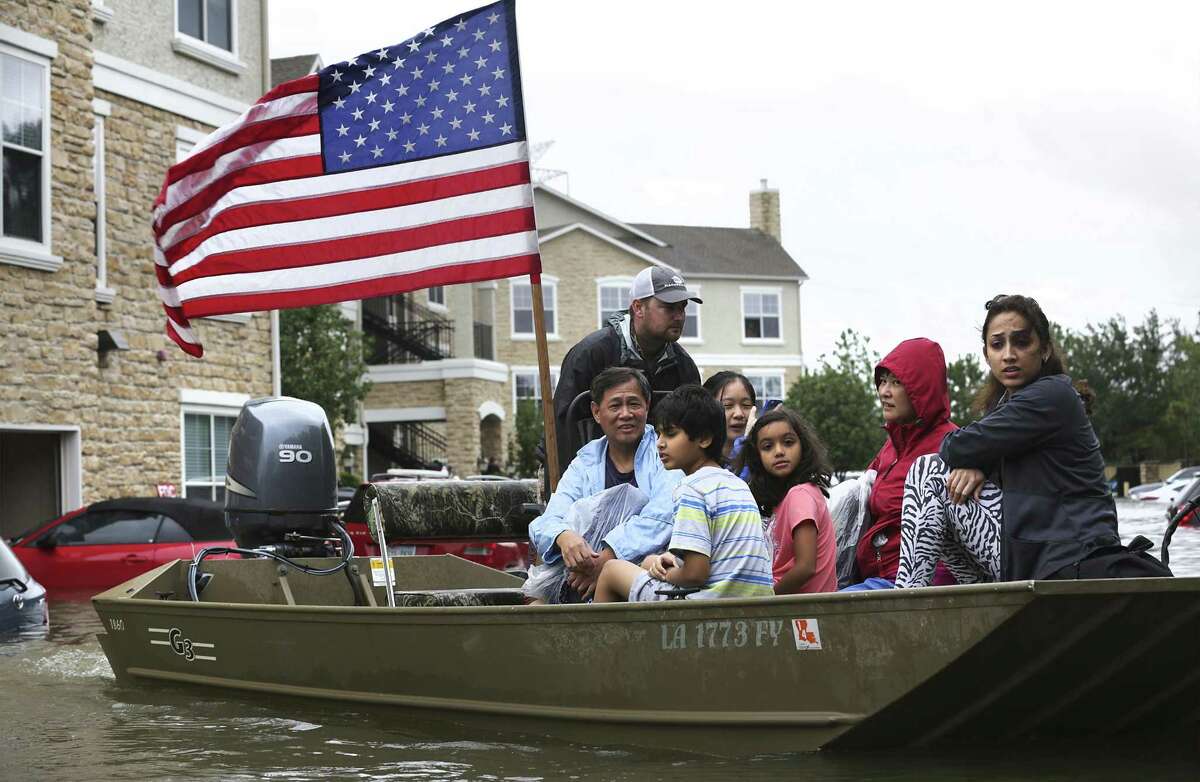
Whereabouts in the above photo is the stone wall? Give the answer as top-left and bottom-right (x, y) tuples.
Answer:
(364, 379), (445, 409)
(0, 2), (272, 512)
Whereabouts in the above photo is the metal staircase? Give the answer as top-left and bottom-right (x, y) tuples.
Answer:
(368, 421), (448, 471)
(363, 294), (454, 364)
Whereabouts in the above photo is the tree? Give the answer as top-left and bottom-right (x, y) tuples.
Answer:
(946, 353), (986, 425)
(1056, 312), (1170, 464)
(507, 399), (544, 478)
(1158, 317), (1200, 464)
(786, 329), (884, 473)
(280, 305), (371, 432)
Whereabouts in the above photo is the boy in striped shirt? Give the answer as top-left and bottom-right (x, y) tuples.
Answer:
(595, 385), (775, 602)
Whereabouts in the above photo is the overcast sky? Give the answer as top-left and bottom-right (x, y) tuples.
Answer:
(271, 0), (1200, 364)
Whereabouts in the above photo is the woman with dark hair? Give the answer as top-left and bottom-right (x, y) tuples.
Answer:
(702, 371), (757, 469)
(894, 294), (1121, 587)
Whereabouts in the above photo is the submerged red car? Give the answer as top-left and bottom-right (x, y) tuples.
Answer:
(9, 497), (236, 590)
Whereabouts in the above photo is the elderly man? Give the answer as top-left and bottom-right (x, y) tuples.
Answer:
(527, 366), (682, 603)
(550, 266), (702, 474)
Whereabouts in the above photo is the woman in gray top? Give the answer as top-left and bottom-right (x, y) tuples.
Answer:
(894, 294), (1119, 586)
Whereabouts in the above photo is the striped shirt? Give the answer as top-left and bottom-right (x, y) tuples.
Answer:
(669, 466), (774, 599)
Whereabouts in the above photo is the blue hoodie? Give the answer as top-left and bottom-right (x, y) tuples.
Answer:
(529, 425), (683, 564)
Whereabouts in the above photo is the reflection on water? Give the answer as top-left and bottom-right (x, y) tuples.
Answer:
(3, 500), (1198, 781)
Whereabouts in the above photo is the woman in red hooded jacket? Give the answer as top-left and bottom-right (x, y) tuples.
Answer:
(851, 338), (957, 585)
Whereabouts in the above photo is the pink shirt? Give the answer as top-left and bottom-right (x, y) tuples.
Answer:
(768, 483), (837, 593)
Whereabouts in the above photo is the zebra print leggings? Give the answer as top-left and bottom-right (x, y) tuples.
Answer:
(894, 454), (1004, 588)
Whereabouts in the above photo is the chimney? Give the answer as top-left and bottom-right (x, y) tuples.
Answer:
(749, 178), (781, 243)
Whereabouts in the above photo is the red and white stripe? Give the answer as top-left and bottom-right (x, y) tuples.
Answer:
(153, 74), (540, 357)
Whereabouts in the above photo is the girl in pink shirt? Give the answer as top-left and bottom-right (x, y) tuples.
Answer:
(735, 407), (837, 594)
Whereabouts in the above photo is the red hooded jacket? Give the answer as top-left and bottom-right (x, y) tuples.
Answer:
(855, 338), (957, 581)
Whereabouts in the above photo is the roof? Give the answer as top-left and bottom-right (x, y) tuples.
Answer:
(89, 497), (228, 540)
(271, 54), (323, 87)
(626, 224), (809, 280)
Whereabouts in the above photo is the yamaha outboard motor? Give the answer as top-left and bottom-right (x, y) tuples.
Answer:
(224, 397), (339, 554)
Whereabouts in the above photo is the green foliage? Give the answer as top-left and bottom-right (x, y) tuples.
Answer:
(1158, 319), (1200, 464)
(1056, 311), (1171, 464)
(280, 305), (371, 431)
(946, 353), (986, 425)
(785, 329), (885, 473)
(508, 399), (544, 478)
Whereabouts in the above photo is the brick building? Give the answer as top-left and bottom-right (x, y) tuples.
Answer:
(358, 180), (808, 479)
(0, 1), (272, 537)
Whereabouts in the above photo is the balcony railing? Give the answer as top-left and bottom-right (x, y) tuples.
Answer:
(473, 321), (494, 360)
(363, 309), (454, 364)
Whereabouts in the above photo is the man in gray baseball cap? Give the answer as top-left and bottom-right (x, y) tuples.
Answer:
(550, 265), (703, 475)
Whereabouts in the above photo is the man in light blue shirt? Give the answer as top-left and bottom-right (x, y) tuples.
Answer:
(528, 367), (682, 601)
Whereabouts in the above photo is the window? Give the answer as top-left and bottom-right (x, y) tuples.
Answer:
(742, 289), (781, 341)
(183, 411), (235, 500)
(427, 286), (445, 307)
(511, 277), (556, 337)
(0, 48), (49, 256)
(597, 283), (631, 327)
(745, 372), (786, 403)
(51, 510), (165, 546)
(177, 0), (233, 52)
(513, 369), (559, 415)
(93, 99), (113, 302)
(681, 286), (701, 341)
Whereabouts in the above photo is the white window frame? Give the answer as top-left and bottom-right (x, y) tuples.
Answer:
(92, 98), (114, 303)
(91, 0), (115, 24)
(179, 390), (247, 500)
(679, 283), (703, 344)
(511, 366), (560, 414)
(743, 369), (787, 402)
(740, 286), (784, 345)
(510, 274), (558, 341)
(172, 0), (246, 74)
(426, 285), (447, 311)
(0, 34), (58, 272)
(595, 275), (633, 329)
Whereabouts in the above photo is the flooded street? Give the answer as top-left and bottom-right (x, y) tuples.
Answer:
(4, 499), (1199, 781)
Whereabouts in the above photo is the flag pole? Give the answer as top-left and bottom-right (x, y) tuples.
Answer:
(530, 274), (560, 492)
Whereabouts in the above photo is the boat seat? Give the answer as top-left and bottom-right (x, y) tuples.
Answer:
(392, 588), (526, 607)
(348, 479), (540, 540)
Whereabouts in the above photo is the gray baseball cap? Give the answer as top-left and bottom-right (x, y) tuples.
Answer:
(629, 267), (703, 305)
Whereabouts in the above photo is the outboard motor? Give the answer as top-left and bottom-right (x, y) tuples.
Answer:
(224, 397), (339, 555)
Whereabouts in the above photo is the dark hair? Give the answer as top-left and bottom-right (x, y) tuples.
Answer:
(591, 366), (650, 405)
(702, 371), (758, 408)
(972, 294), (1095, 415)
(654, 384), (726, 461)
(734, 407), (833, 513)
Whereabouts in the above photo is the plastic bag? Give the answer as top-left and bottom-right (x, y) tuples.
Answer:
(830, 469), (876, 589)
(523, 483), (649, 603)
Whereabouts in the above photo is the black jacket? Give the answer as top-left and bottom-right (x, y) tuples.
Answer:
(939, 374), (1120, 580)
(552, 312), (700, 472)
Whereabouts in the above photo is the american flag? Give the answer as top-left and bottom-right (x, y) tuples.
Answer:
(153, 0), (539, 357)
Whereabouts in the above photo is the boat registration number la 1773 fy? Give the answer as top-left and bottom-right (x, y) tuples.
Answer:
(148, 626), (217, 662)
(659, 618), (823, 651)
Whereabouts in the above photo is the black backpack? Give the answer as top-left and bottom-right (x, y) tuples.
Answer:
(1047, 535), (1173, 580)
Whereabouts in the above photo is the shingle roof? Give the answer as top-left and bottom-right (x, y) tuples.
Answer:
(626, 223), (808, 279)
(271, 54), (322, 87)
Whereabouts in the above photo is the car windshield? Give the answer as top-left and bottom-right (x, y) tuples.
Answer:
(1167, 467), (1200, 483)
(0, 541), (28, 581)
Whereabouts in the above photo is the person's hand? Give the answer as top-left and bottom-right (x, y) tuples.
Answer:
(647, 552), (677, 581)
(555, 530), (597, 570)
(566, 548), (614, 599)
(947, 468), (986, 504)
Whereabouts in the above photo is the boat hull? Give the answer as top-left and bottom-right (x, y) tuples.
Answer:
(92, 557), (1200, 754)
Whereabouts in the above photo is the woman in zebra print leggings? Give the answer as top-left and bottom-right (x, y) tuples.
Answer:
(894, 295), (1120, 587)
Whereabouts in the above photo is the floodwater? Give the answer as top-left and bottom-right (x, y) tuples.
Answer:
(4, 499), (1198, 781)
